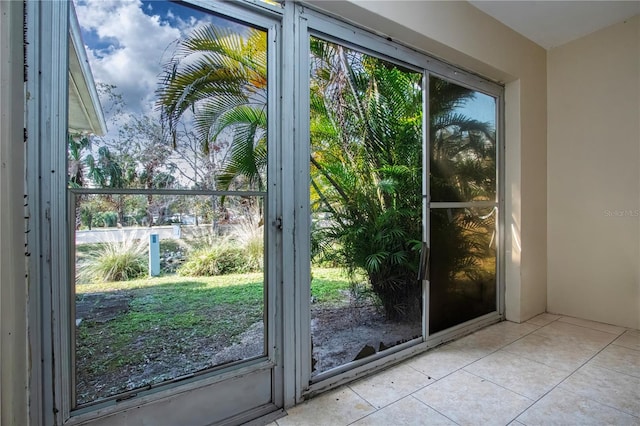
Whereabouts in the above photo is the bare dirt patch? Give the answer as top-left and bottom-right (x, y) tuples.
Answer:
(74, 290), (420, 406)
(311, 304), (421, 373)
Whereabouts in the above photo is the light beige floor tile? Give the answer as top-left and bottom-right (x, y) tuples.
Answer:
(590, 344), (640, 378)
(351, 396), (456, 426)
(278, 387), (375, 426)
(613, 330), (640, 351)
(444, 325), (525, 358)
(532, 321), (618, 350)
(516, 387), (638, 426)
(558, 364), (640, 417)
(485, 321), (539, 338)
(557, 316), (626, 335)
(413, 370), (532, 426)
(406, 345), (481, 380)
(525, 313), (561, 326)
(502, 333), (597, 372)
(349, 363), (434, 409)
(463, 350), (568, 399)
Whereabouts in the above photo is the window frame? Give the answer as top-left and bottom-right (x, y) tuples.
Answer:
(26, 0), (505, 422)
(296, 4), (505, 400)
(28, 0), (287, 423)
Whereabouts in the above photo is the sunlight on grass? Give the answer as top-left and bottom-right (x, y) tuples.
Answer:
(76, 272), (264, 294)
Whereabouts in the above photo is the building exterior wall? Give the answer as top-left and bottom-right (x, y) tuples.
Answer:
(547, 15), (640, 329)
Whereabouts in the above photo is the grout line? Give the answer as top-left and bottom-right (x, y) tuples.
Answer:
(462, 368), (536, 402)
(408, 394), (461, 425)
(554, 318), (626, 336)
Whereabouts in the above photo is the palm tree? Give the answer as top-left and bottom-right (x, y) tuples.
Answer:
(157, 24), (267, 192)
(309, 40), (424, 320)
(157, 28), (496, 321)
(310, 41), (496, 321)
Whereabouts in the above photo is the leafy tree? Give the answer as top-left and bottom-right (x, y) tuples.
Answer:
(156, 27), (496, 322)
(69, 83), (185, 226)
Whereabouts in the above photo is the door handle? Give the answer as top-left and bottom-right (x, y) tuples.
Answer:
(418, 242), (430, 281)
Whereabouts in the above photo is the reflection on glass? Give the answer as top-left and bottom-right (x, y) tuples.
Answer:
(309, 37), (422, 374)
(73, 194), (265, 405)
(429, 207), (496, 334)
(68, 0), (269, 406)
(429, 77), (496, 202)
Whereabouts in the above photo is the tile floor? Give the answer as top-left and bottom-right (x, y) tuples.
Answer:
(273, 314), (640, 425)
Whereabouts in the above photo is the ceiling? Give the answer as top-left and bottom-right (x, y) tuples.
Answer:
(469, 1), (640, 49)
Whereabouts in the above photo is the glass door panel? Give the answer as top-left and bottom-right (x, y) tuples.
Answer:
(67, 1), (278, 421)
(428, 76), (498, 334)
(428, 207), (497, 333)
(309, 37), (423, 375)
(72, 193), (266, 405)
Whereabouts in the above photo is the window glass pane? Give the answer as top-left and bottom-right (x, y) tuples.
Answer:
(309, 37), (423, 375)
(429, 207), (497, 334)
(68, 0), (268, 407)
(429, 77), (496, 203)
(73, 194), (266, 405)
(69, 0), (267, 192)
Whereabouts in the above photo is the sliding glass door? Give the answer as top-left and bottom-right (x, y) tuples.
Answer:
(428, 76), (500, 334)
(59, 1), (282, 423)
(300, 8), (503, 390)
(308, 36), (424, 376)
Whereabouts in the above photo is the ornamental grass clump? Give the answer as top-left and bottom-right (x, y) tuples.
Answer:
(78, 237), (147, 282)
(178, 243), (249, 276)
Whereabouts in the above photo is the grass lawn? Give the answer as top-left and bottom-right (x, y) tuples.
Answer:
(75, 267), (353, 404)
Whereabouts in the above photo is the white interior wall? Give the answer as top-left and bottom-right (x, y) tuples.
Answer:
(547, 15), (640, 329)
(309, 0), (548, 322)
(0, 1), (28, 425)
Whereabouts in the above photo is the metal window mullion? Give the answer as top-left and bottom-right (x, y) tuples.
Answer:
(25, 1), (45, 423)
(265, 16), (282, 407)
(424, 65), (502, 99)
(497, 91), (506, 318)
(26, 0), (72, 422)
(292, 4), (312, 405)
(184, 0), (282, 28)
(422, 71), (430, 341)
(68, 188), (268, 197)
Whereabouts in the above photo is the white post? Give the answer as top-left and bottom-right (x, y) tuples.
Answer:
(149, 233), (160, 276)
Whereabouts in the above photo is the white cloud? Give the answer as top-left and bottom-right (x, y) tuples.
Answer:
(75, 0), (192, 119)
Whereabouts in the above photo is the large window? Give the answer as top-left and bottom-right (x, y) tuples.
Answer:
(28, 1), (503, 424)
(308, 37), (423, 376)
(68, 2), (271, 407)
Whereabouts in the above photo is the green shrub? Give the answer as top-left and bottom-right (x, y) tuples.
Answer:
(178, 244), (250, 276)
(78, 238), (146, 282)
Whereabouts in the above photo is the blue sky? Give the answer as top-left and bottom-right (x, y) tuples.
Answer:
(75, 0), (495, 139)
(74, 0), (214, 119)
(459, 92), (496, 128)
